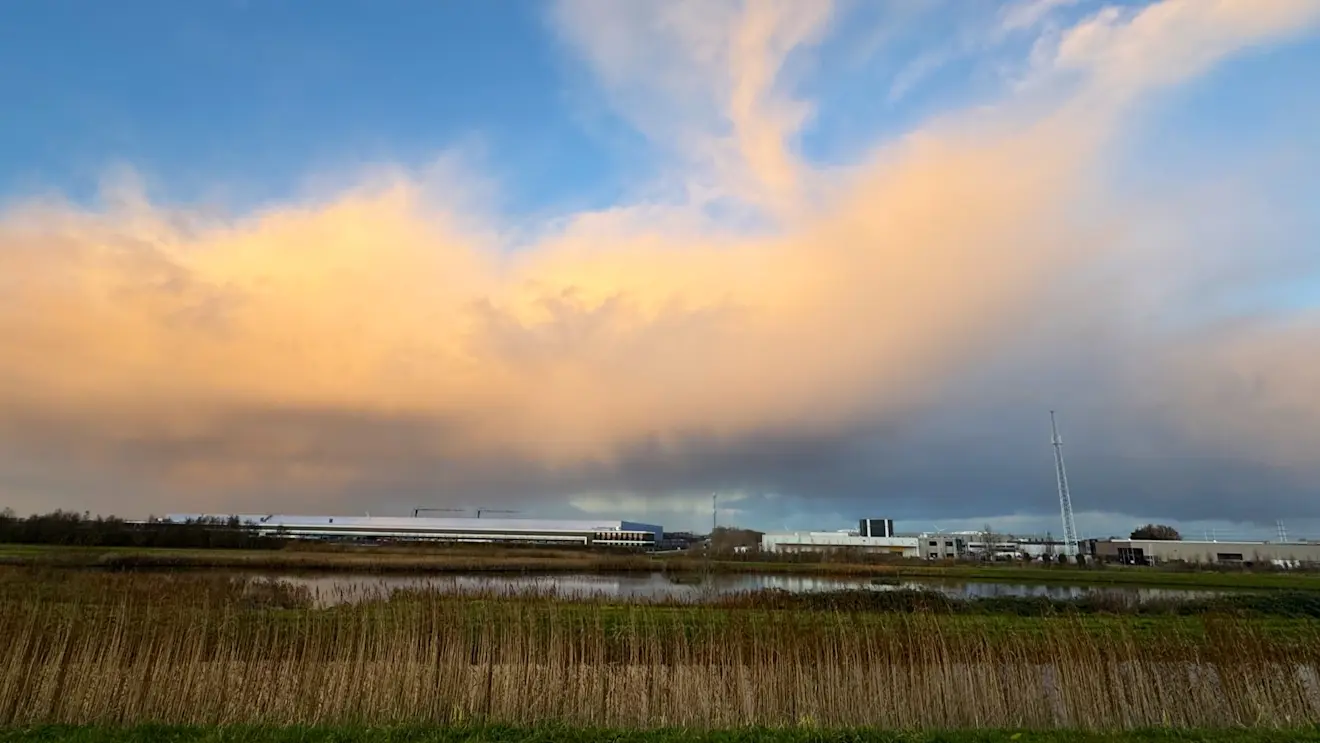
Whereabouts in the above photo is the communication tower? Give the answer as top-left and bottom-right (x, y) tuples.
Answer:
(1051, 411), (1079, 557)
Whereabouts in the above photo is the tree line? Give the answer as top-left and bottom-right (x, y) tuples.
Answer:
(0, 509), (287, 549)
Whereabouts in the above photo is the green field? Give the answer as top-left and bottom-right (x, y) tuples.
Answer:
(4, 726), (1320, 743)
(2, 543), (1318, 591)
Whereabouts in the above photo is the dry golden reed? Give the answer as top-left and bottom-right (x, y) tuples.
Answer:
(2, 571), (1319, 729)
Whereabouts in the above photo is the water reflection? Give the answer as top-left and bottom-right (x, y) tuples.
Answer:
(258, 571), (1230, 607)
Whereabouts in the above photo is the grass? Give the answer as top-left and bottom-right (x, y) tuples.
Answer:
(2, 544), (1319, 591)
(5, 726), (1320, 743)
(3, 569), (1320, 729)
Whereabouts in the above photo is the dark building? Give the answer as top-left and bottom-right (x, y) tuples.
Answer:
(859, 518), (896, 538)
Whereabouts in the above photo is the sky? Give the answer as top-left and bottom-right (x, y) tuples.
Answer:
(2, 0), (1319, 539)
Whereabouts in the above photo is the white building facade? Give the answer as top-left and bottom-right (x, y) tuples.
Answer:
(165, 514), (664, 548)
(760, 531), (920, 557)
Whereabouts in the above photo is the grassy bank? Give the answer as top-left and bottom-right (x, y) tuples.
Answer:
(4, 570), (1320, 729)
(2, 543), (1318, 591)
(5, 726), (1320, 743)
(17, 568), (1320, 621)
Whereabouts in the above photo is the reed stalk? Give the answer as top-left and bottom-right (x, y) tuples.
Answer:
(2, 571), (1318, 729)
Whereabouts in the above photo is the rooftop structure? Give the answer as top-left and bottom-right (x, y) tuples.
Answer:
(164, 514), (663, 548)
(858, 518), (896, 538)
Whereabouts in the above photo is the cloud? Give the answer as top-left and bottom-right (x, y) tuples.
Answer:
(1153, 313), (1320, 467)
(571, 490), (749, 522)
(885, 0), (1080, 104)
(551, 0), (832, 219)
(1048, 0), (1320, 91)
(1, 0), (1317, 530)
(0, 108), (1091, 478)
(1002, 0), (1083, 34)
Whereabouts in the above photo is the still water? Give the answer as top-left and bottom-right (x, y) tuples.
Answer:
(254, 571), (1230, 606)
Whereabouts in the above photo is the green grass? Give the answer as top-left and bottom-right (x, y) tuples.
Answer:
(5, 726), (1320, 743)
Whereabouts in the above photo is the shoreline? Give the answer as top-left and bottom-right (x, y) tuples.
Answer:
(3, 543), (1320, 590)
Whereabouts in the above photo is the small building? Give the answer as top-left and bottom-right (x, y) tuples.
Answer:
(918, 534), (969, 560)
(918, 532), (1067, 561)
(1012, 536), (1068, 560)
(1088, 538), (1320, 566)
(761, 531), (919, 557)
(165, 514), (664, 548)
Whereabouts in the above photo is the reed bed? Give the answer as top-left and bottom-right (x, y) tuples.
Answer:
(2, 570), (1319, 730)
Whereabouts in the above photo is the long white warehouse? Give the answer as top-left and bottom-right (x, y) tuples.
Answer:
(164, 514), (664, 548)
(761, 531), (920, 557)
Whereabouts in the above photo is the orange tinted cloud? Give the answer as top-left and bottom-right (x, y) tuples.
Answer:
(0, 114), (1088, 465)
(0, 0), (1316, 511)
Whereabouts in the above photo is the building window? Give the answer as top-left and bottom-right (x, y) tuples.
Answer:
(1216, 553), (1244, 563)
(928, 540), (938, 547)
(1117, 547), (1146, 565)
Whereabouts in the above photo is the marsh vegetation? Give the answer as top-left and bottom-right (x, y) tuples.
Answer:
(3, 568), (1320, 730)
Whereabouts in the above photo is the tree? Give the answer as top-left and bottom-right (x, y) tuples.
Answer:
(709, 526), (763, 553)
(1131, 524), (1181, 540)
(979, 523), (998, 561)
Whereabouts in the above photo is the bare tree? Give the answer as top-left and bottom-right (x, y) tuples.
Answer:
(979, 523), (998, 561)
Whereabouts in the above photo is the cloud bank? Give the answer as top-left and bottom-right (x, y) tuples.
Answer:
(1, 0), (1318, 532)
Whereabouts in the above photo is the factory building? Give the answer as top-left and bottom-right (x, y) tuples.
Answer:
(164, 514), (664, 548)
(1088, 538), (1320, 566)
(760, 531), (920, 557)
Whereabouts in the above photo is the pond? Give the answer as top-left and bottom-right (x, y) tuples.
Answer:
(251, 570), (1233, 606)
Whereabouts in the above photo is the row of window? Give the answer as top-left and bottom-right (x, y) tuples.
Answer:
(593, 531), (655, 543)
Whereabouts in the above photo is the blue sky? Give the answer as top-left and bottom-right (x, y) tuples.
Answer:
(1, 0), (1319, 538)
(1, 1), (632, 212)
(4, 1), (1317, 223)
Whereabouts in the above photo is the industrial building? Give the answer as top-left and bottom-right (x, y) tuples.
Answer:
(164, 514), (664, 548)
(1088, 538), (1320, 566)
(761, 531), (919, 557)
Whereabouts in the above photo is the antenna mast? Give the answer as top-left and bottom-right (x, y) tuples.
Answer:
(1051, 411), (1079, 558)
